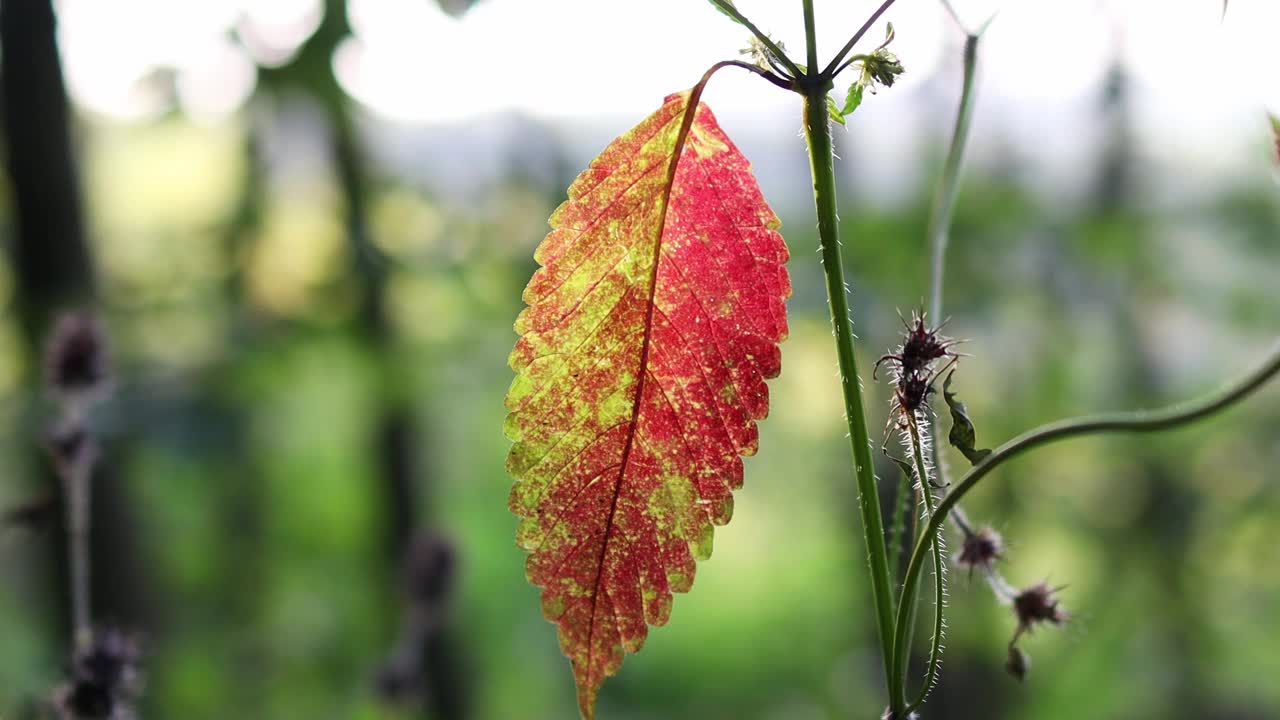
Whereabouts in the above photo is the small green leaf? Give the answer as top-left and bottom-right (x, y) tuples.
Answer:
(841, 83), (865, 116)
(707, 0), (744, 24)
(826, 95), (846, 126)
(943, 370), (991, 465)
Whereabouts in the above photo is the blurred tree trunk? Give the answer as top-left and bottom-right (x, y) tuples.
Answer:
(0, 0), (146, 652)
(0, 0), (95, 332)
(258, 1), (469, 715)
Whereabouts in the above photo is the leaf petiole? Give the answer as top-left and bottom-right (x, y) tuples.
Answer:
(706, 0), (803, 79)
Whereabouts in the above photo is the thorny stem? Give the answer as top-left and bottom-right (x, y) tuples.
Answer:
(895, 341), (1280, 697)
(901, 418), (945, 714)
(801, 77), (897, 692)
(878, 31), (985, 715)
(905, 38), (984, 704)
(706, 0), (803, 78)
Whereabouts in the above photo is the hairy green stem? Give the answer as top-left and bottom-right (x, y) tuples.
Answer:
(877, 33), (983, 715)
(895, 342), (1280, 688)
(899, 419), (944, 713)
(801, 82), (896, 697)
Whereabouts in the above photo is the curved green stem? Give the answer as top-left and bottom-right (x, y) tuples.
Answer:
(801, 83), (896, 694)
(707, 0), (803, 78)
(894, 341), (1280, 690)
(901, 418), (945, 714)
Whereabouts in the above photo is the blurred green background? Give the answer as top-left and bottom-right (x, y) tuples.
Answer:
(1, 1), (1278, 718)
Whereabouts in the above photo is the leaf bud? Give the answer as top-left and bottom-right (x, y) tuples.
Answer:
(1005, 645), (1031, 682)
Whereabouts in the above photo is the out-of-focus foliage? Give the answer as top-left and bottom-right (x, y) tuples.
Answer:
(0, 2), (1278, 720)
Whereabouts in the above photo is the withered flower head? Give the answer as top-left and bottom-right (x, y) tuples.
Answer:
(45, 312), (111, 401)
(956, 526), (1004, 575)
(54, 628), (143, 720)
(404, 532), (457, 613)
(863, 49), (905, 89)
(1012, 582), (1067, 631)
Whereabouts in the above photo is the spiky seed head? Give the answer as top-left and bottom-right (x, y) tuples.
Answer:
(899, 314), (954, 375)
(1013, 582), (1067, 631)
(956, 526), (1004, 573)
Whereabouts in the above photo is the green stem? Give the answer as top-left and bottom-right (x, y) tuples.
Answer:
(927, 34), (981, 324)
(802, 0), (818, 75)
(801, 83), (896, 698)
(895, 341), (1280, 690)
(903, 419), (944, 713)
(887, 463), (912, 586)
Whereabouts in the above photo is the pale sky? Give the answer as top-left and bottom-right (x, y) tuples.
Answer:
(54, 0), (1280, 125)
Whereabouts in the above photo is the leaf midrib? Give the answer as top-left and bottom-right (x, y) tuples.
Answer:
(581, 95), (705, 697)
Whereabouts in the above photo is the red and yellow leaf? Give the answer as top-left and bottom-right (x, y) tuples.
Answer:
(504, 91), (790, 718)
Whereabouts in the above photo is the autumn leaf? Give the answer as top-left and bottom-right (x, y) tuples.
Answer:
(504, 92), (790, 718)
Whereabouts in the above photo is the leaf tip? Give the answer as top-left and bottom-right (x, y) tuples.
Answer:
(574, 663), (603, 720)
